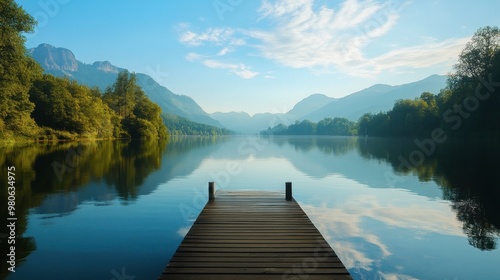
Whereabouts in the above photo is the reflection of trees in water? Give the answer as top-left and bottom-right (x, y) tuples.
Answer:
(436, 141), (500, 251)
(102, 139), (167, 200)
(264, 136), (358, 156)
(357, 138), (500, 251)
(0, 139), (167, 276)
(0, 136), (230, 276)
(453, 197), (497, 250)
(264, 136), (499, 250)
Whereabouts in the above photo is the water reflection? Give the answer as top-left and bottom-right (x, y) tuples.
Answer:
(1, 136), (237, 278)
(299, 184), (464, 279)
(1, 135), (499, 279)
(0, 139), (167, 278)
(357, 137), (500, 251)
(263, 136), (500, 251)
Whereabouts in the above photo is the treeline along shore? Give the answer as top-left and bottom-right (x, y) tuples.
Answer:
(1, 0), (232, 143)
(262, 26), (500, 140)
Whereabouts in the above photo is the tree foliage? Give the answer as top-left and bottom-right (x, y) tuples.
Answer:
(455, 26), (500, 79)
(0, 0), (42, 139)
(29, 75), (116, 139)
(261, 118), (357, 136)
(103, 71), (168, 139)
(358, 26), (500, 140)
(163, 113), (233, 136)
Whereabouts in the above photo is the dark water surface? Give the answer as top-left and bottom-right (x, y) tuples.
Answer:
(1, 136), (499, 279)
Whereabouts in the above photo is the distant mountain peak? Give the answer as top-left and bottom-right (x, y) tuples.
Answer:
(31, 43), (78, 72)
(364, 83), (394, 93)
(302, 74), (447, 122)
(29, 43), (223, 128)
(286, 93), (334, 119)
(92, 61), (120, 73)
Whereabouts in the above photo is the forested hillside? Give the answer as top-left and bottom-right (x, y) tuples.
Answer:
(358, 26), (500, 139)
(261, 118), (357, 136)
(0, 1), (231, 141)
(263, 26), (500, 140)
(163, 114), (232, 136)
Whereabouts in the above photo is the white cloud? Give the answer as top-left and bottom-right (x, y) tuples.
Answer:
(203, 59), (259, 79)
(184, 52), (258, 79)
(178, 0), (469, 78)
(247, 0), (471, 76)
(248, 0), (404, 70)
(338, 37), (470, 77)
(185, 52), (204, 62)
(217, 47), (231, 56)
(179, 27), (252, 78)
(364, 38), (470, 73)
(377, 272), (419, 280)
(179, 27), (244, 46)
(300, 192), (463, 271)
(177, 226), (190, 237)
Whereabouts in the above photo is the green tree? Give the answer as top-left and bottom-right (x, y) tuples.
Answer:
(162, 114), (231, 136)
(317, 117), (357, 136)
(441, 26), (500, 138)
(454, 26), (500, 79)
(103, 71), (141, 118)
(0, 0), (42, 139)
(104, 70), (168, 139)
(29, 75), (117, 139)
(358, 113), (373, 136)
(287, 120), (316, 135)
(388, 96), (439, 137)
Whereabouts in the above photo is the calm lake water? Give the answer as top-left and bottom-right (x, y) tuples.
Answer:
(1, 136), (499, 280)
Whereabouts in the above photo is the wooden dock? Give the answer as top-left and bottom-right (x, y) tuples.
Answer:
(159, 182), (352, 280)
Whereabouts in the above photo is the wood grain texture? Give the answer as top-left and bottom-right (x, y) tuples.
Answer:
(159, 190), (352, 280)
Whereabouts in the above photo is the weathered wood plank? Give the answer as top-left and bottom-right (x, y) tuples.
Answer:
(171, 252), (338, 258)
(159, 189), (352, 280)
(163, 275), (352, 280)
(163, 267), (349, 274)
(167, 262), (346, 268)
(169, 254), (342, 265)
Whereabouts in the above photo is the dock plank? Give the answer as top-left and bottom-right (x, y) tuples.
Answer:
(159, 190), (352, 279)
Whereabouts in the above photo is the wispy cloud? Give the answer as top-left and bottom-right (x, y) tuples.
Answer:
(203, 59), (259, 79)
(179, 27), (244, 46)
(179, 26), (254, 78)
(185, 52), (205, 62)
(217, 47), (231, 56)
(178, 0), (469, 78)
(301, 191), (463, 271)
(354, 38), (470, 76)
(248, 0), (402, 70)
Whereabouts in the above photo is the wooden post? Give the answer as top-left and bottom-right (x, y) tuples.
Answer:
(285, 182), (292, 201)
(208, 182), (215, 201)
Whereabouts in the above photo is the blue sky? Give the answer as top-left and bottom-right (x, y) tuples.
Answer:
(16, 0), (500, 115)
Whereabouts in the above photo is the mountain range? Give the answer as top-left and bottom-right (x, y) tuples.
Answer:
(30, 43), (448, 134)
(211, 75), (447, 133)
(29, 44), (222, 127)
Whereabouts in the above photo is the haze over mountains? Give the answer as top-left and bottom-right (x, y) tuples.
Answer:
(30, 44), (448, 134)
(211, 75), (447, 134)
